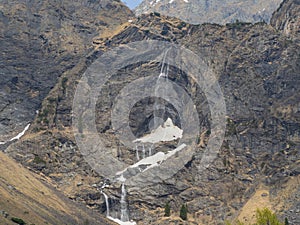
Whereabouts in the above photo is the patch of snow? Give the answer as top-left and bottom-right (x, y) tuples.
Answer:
(107, 217), (136, 225)
(158, 72), (167, 78)
(133, 152), (166, 167)
(0, 124), (30, 145)
(149, 0), (161, 6)
(133, 118), (182, 144)
(116, 144), (186, 176)
(169, 0), (188, 3)
(116, 174), (127, 182)
(9, 124), (30, 142)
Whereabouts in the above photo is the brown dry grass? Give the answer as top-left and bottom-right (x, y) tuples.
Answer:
(237, 186), (272, 224)
(0, 151), (115, 225)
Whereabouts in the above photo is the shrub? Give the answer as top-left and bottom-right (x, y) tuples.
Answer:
(256, 208), (283, 225)
(164, 202), (171, 217)
(285, 218), (289, 225)
(33, 155), (46, 164)
(225, 208), (284, 225)
(11, 217), (26, 225)
(177, 22), (186, 30)
(154, 12), (160, 17)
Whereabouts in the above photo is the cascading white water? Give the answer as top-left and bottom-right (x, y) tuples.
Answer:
(142, 143), (146, 159)
(153, 49), (170, 130)
(136, 143), (155, 161)
(135, 144), (140, 160)
(102, 192), (110, 217)
(148, 146), (152, 156)
(120, 183), (129, 222)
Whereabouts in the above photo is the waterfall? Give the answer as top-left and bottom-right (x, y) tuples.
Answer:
(135, 144), (140, 160)
(159, 48), (170, 78)
(120, 183), (129, 222)
(153, 49), (170, 130)
(142, 143), (146, 159)
(102, 192), (110, 217)
(136, 143), (155, 161)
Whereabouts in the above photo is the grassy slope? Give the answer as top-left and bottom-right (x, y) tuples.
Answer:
(237, 176), (300, 224)
(0, 151), (115, 225)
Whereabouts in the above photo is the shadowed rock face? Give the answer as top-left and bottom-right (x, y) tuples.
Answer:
(0, 0), (132, 139)
(271, 0), (300, 41)
(135, 0), (283, 24)
(3, 0), (300, 224)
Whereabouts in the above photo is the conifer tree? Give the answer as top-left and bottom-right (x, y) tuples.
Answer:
(180, 204), (188, 221)
(164, 202), (171, 217)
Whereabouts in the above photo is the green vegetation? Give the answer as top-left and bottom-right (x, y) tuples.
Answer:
(256, 208), (283, 225)
(11, 217), (26, 225)
(154, 12), (161, 17)
(177, 22), (186, 30)
(285, 218), (289, 225)
(164, 202), (171, 217)
(225, 208), (285, 225)
(206, 129), (211, 136)
(32, 155), (46, 164)
(179, 204), (188, 221)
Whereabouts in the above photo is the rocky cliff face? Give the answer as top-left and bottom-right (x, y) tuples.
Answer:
(0, 0), (132, 141)
(3, 0), (300, 225)
(271, 0), (300, 41)
(135, 0), (283, 24)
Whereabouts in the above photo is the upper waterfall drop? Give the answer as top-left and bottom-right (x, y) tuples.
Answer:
(153, 48), (171, 130)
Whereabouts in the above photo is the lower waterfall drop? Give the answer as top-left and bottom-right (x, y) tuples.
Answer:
(120, 183), (129, 222)
(102, 192), (110, 217)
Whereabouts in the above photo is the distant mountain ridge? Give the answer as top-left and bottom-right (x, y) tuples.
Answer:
(135, 0), (283, 24)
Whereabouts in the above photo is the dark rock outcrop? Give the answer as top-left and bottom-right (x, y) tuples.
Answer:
(271, 0), (300, 41)
(0, 0), (132, 140)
